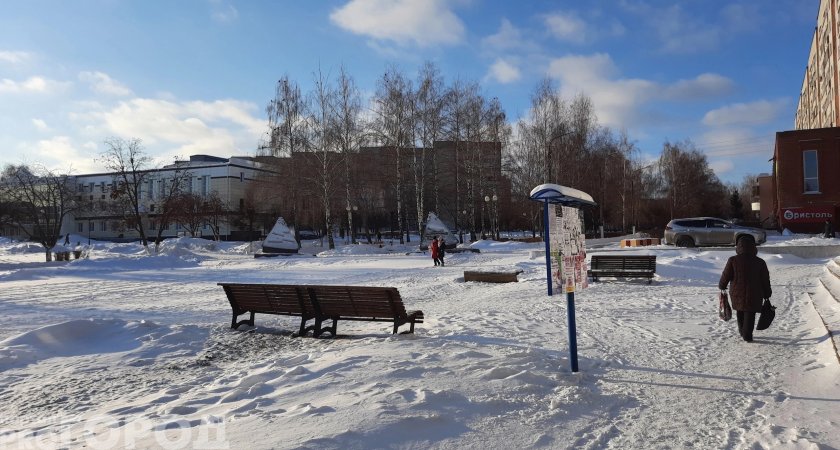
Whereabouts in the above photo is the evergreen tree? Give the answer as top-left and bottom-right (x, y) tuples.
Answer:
(729, 190), (744, 220)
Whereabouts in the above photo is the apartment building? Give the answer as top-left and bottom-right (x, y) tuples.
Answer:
(795, 0), (840, 129)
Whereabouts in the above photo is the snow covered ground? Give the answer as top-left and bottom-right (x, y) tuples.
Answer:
(0, 234), (839, 449)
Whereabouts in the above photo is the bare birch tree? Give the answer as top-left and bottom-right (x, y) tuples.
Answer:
(310, 67), (341, 249)
(264, 75), (308, 242)
(412, 62), (445, 242)
(334, 66), (364, 244)
(148, 164), (192, 253)
(0, 164), (80, 261)
(373, 67), (413, 244)
(99, 137), (153, 253)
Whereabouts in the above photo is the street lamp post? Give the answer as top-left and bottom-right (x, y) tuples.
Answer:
(460, 210), (466, 243)
(483, 195), (490, 239)
(492, 194), (498, 240)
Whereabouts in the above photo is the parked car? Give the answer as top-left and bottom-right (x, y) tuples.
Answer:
(297, 229), (320, 240)
(663, 217), (767, 247)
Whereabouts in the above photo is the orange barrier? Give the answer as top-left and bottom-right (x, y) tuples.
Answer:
(620, 238), (661, 248)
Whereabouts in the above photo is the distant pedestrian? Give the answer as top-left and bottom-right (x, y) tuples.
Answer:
(824, 220), (835, 238)
(430, 236), (440, 266)
(437, 236), (446, 267)
(718, 238), (771, 342)
(63, 234), (70, 245)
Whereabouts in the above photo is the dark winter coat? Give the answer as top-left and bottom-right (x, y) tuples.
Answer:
(438, 240), (446, 257)
(718, 239), (771, 312)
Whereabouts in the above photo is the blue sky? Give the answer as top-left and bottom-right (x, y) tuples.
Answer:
(0, 0), (817, 183)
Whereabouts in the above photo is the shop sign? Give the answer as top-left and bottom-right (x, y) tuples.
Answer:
(781, 206), (834, 223)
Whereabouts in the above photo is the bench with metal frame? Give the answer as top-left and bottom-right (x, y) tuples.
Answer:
(587, 255), (656, 284)
(218, 283), (424, 337)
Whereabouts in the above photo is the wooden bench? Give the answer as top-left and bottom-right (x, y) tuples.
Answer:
(587, 255), (656, 284)
(305, 285), (423, 337)
(218, 283), (318, 336)
(463, 270), (522, 283)
(218, 283), (423, 337)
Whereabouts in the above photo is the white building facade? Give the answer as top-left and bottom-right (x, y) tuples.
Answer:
(66, 155), (273, 242)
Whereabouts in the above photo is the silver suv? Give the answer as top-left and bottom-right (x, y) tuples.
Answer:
(664, 217), (767, 247)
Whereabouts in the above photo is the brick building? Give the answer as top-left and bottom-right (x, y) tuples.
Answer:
(772, 127), (840, 233)
(251, 140), (508, 239)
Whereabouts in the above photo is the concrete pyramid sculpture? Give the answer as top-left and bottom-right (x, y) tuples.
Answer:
(425, 212), (459, 247)
(262, 217), (299, 254)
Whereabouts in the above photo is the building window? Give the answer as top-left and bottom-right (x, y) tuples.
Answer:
(100, 221), (107, 232)
(202, 176), (209, 196)
(77, 223), (84, 233)
(89, 222), (94, 232)
(240, 172), (245, 182)
(803, 150), (819, 192)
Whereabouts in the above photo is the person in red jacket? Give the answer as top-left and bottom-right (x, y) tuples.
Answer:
(430, 236), (440, 266)
(718, 238), (772, 342)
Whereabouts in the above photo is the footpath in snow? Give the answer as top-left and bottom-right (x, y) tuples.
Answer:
(0, 236), (838, 449)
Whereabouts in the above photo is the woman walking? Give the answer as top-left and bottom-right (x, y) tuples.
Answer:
(718, 238), (772, 342)
(437, 236), (446, 267)
(430, 236), (440, 266)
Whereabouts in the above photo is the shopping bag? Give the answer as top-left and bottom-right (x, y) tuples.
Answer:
(719, 290), (732, 321)
(756, 298), (776, 330)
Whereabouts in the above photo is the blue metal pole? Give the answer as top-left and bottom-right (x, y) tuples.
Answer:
(567, 291), (579, 372)
(543, 199), (552, 296)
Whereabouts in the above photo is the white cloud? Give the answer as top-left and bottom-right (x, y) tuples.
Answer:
(709, 159), (735, 176)
(0, 50), (32, 65)
(330, 0), (465, 47)
(27, 136), (100, 173)
(697, 129), (775, 179)
(548, 53), (657, 127)
(702, 99), (789, 127)
(32, 118), (50, 132)
(0, 76), (70, 94)
(621, 2), (762, 54)
(486, 59), (521, 84)
(482, 18), (534, 52)
(85, 97), (267, 162)
(664, 73), (734, 100)
(210, 1), (239, 23)
(79, 71), (133, 97)
(544, 12), (587, 43)
(547, 53), (736, 129)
